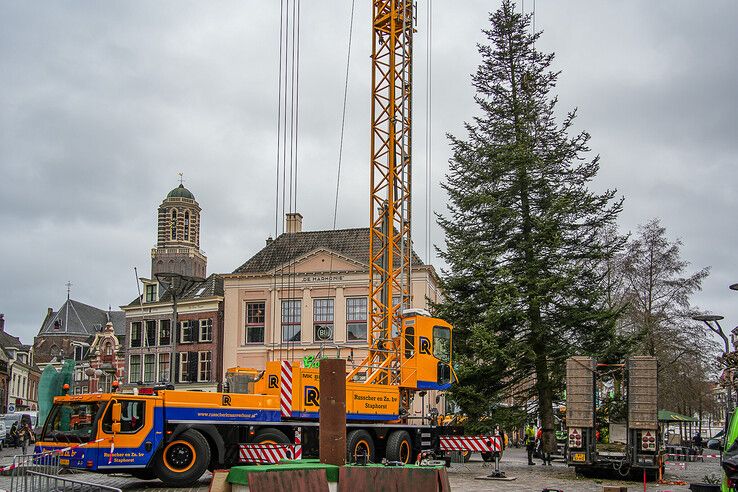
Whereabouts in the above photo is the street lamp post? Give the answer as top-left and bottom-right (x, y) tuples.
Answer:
(692, 314), (733, 418)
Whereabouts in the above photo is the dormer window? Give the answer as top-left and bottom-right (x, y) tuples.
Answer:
(53, 319), (62, 330)
(145, 284), (158, 303)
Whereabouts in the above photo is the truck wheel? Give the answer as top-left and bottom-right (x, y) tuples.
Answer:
(347, 430), (375, 464)
(481, 452), (494, 462)
(250, 428), (292, 461)
(154, 429), (210, 487)
(253, 428), (290, 446)
(385, 431), (413, 464)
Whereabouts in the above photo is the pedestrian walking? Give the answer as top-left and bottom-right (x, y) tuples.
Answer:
(524, 422), (536, 465)
(18, 421), (34, 455)
(10, 421), (18, 448)
(536, 426), (552, 466)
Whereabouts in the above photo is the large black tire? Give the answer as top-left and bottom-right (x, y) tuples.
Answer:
(253, 428), (291, 446)
(154, 429), (210, 487)
(385, 430), (413, 464)
(346, 429), (375, 464)
(481, 452), (494, 462)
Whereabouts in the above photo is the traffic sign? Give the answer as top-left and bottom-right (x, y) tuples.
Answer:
(7, 403), (15, 413)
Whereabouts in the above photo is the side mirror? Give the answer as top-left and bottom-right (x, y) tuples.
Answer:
(112, 402), (122, 423)
(111, 422), (121, 434)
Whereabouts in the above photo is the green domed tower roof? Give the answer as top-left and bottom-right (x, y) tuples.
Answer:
(167, 184), (195, 200)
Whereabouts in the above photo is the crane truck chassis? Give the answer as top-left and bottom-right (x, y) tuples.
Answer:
(35, 313), (492, 487)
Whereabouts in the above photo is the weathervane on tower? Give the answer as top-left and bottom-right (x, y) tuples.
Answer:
(178, 172), (185, 185)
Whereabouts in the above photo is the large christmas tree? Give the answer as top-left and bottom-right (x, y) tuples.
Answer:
(437, 1), (623, 452)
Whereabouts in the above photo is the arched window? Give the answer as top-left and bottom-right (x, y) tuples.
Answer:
(184, 211), (190, 241)
(105, 343), (113, 356)
(170, 210), (178, 240)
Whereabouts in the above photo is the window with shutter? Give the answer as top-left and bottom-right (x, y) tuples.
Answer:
(187, 351), (198, 381)
(174, 353), (180, 382)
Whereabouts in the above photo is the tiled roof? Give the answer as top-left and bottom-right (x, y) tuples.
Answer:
(39, 299), (126, 337)
(0, 330), (24, 350)
(232, 228), (424, 274)
(125, 274), (223, 308)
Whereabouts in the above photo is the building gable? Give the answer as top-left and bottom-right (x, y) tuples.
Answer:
(276, 249), (364, 275)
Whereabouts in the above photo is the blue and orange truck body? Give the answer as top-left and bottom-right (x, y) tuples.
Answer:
(36, 314), (458, 486)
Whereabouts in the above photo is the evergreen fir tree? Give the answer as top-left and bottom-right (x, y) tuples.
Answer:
(437, 1), (623, 453)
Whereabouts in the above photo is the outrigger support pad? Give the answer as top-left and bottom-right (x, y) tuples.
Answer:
(474, 452), (517, 482)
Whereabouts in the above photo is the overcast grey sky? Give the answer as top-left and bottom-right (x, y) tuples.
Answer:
(1, 1), (737, 344)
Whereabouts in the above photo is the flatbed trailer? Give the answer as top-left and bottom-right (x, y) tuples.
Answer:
(565, 356), (660, 478)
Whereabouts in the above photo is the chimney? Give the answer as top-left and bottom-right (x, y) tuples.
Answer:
(286, 213), (303, 234)
(0, 313), (4, 332)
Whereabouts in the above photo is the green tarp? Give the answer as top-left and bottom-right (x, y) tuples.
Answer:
(38, 360), (76, 427)
(658, 409), (697, 422)
(227, 462), (340, 485)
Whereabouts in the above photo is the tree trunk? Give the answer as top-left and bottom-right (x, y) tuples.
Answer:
(532, 325), (556, 454)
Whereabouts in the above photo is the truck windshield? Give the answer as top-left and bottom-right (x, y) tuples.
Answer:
(42, 401), (103, 443)
(433, 326), (451, 363)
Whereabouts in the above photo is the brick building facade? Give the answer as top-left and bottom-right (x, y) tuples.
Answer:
(122, 275), (224, 391)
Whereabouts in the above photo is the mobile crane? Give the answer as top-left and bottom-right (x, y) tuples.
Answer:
(34, 2), (490, 487)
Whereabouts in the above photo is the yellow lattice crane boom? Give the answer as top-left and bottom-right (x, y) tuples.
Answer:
(349, 0), (414, 390)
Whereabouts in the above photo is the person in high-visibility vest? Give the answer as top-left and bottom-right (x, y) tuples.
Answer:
(524, 422), (536, 465)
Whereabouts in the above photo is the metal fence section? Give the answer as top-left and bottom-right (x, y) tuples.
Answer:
(9, 452), (61, 492)
(16, 471), (122, 492)
(7, 451), (121, 492)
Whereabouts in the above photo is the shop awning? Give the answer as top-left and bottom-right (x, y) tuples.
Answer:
(658, 409), (697, 422)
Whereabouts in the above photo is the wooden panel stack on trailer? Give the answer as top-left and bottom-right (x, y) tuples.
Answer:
(627, 356), (658, 429)
(566, 357), (595, 428)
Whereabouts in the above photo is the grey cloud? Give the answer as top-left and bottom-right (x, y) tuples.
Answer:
(1, 1), (737, 343)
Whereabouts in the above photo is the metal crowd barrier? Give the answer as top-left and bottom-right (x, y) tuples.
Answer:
(7, 452), (121, 492)
(9, 452), (61, 492)
(15, 470), (122, 492)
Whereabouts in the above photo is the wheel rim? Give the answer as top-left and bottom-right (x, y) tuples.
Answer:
(399, 440), (411, 463)
(354, 439), (371, 461)
(163, 440), (196, 473)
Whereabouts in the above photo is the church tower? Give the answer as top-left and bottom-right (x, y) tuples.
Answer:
(151, 183), (207, 278)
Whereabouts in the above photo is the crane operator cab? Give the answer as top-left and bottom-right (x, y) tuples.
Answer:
(399, 309), (455, 391)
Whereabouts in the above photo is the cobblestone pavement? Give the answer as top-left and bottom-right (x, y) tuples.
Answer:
(0, 444), (723, 491)
(446, 447), (722, 491)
